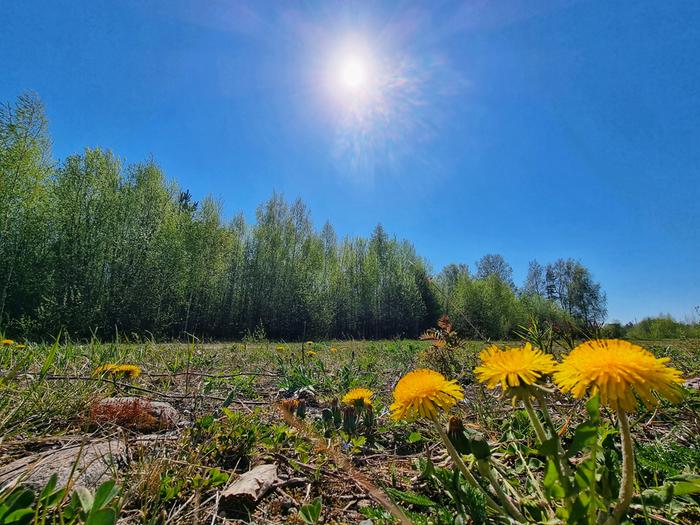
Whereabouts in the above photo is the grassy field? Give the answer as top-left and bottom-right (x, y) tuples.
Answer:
(0, 338), (698, 524)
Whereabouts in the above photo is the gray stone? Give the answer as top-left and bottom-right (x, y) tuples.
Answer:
(0, 439), (124, 492)
(684, 377), (700, 390)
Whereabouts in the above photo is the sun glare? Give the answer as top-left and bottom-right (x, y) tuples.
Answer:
(314, 31), (453, 179)
(338, 55), (369, 91)
(326, 39), (378, 105)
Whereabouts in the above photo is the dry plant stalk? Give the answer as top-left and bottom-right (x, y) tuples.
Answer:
(278, 404), (413, 525)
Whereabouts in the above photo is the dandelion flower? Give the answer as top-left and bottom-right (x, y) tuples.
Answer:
(114, 364), (141, 379)
(305, 341), (314, 346)
(306, 350), (316, 357)
(330, 347), (338, 353)
(475, 343), (556, 391)
(276, 345), (285, 351)
(342, 388), (374, 408)
(94, 363), (141, 380)
(94, 364), (116, 375)
(390, 368), (464, 421)
(2, 339), (14, 345)
(554, 339), (683, 411)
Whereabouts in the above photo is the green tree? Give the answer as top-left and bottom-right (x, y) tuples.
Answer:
(545, 258), (607, 326)
(475, 253), (514, 289)
(0, 93), (52, 327)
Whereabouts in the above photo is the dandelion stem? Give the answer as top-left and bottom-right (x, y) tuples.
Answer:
(524, 393), (574, 498)
(477, 459), (526, 522)
(609, 408), (635, 524)
(432, 419), (502, 514)
(522, 395), (547, 444)
(533, 390), (574, 482)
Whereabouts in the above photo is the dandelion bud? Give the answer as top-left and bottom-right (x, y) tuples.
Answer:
(469, 434), (492, 460)
(296, 399), (306, 419)
(362, 405), (375, 430)
(321, 408), (333, 424)
(446, 416), (471, 455)
(331, 398), (341, 427)
(342, 405), (357, 434)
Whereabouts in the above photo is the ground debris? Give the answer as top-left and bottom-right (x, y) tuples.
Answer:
(220, 463), (279, 506)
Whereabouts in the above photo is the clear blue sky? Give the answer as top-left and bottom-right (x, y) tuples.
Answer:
(2, 1), (699, 323)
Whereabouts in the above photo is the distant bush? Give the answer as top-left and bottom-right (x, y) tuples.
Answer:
(624, 316), (700, 339)
(600, 322), (625, 339)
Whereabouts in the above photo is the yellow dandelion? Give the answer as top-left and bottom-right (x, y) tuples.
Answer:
(114, 364), (141, 379)
(330, 347), (338, 353)
(94, 363), (117, 375)
(554, 339), (683, 412)
(306, 350), (316, 357)
(342, 388), (374, 408)
(2, 339), (14, 346)
(475, 343), (556, 391)
(276, 345), (285, 351)
(390, 368), (464, 421)
(94, 363), (141, 380)
(305, 341), (314, 346)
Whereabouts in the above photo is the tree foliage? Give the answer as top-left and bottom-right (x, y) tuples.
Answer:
(543, 258), (607, 326)
(475, 254), (514, 288)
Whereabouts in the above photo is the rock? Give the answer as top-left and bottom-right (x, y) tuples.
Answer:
(684, 377), (700, 390)
(220, 464), (279, 506)
(359, 520), (374, 525)
(90, 397), (180, 431)
(0, 439), (125, 492)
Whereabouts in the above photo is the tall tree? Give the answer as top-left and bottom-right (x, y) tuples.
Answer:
(0, 93), (52, 325)
(545, 258), (607, 326)
(523, 260), (546, 296)
(435, 263), (469, 312)
(475, 254), (514, 288)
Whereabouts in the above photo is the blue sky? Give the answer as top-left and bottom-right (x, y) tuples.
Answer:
(2, 0), (699, 323)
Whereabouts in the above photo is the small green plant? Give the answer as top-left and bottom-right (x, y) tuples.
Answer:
(64, 481), (120, 525)
(416, 457), (488, 525)
(276, 355), (326, 394)
(0, 475), (120, 525)
(187, 408), (258, 470)
(299, 497), (322, 524)
(242, 321), (267, 345)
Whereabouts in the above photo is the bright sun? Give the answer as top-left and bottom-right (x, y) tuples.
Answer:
(326, 39), (377, 105)
(338, 56), (369, 91)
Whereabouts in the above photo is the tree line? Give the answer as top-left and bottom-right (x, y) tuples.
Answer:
(0, 93), (607, 340)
